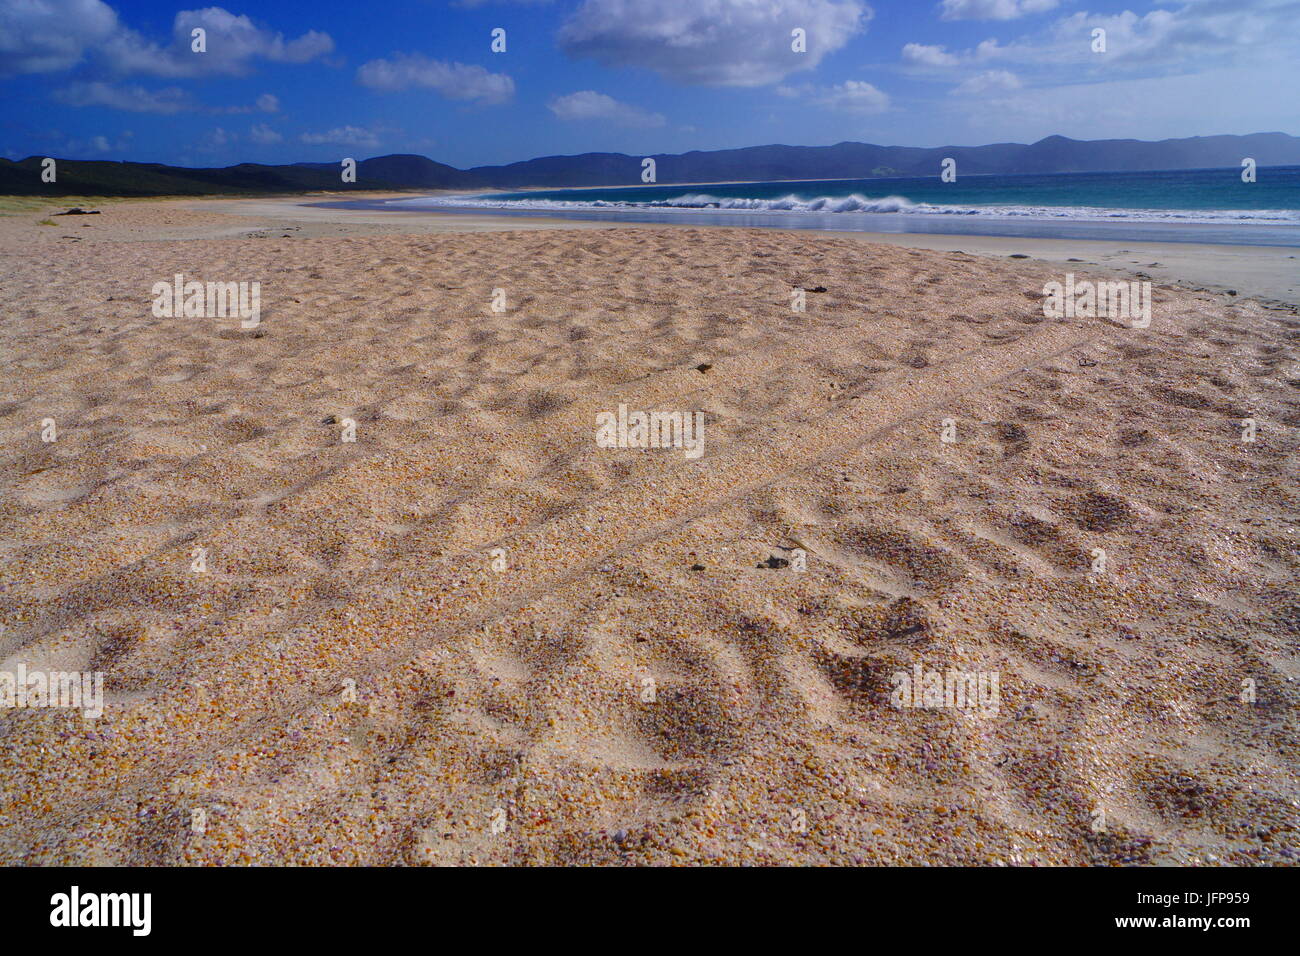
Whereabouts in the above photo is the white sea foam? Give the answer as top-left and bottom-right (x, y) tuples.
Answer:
(648, 192), (919, 213)
(388, 192), (1300, 225)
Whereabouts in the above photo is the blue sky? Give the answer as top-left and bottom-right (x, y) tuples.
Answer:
(2, 0), (1297, 169)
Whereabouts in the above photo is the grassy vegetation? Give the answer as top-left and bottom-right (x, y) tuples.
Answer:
(0, 195), (131, 216)
(0, 197), (63, 215)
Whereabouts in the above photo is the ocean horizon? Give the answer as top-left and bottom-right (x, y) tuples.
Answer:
(367, 165), (1300, 246)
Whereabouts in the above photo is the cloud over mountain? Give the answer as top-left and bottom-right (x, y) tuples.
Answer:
(548, 90), (666, 127)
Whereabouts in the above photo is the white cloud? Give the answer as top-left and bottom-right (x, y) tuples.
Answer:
(558, 0), (871, 87)
(927, 1), (1300, 72)
(814, 79), (890, 113)
(300, 125), (382, 148)
(70, 130), (132, 154)
(0, 3), (332, 78)
(0, 0), (118, 74)
(356, 54), (514, 104)
(939, 0), (1058, 21)
(211, 92), (280, 115)
(883, 2), (1300, 143)
(955, 63), (1300, 141)
(103, 8), (332, 77)
(53, 81), (282, 116)
(101, 7), (332, 77)
(53, 81), (192, 113)
(953, 70), (1022, 94)
(248, 122), (282, 144)
(780, 79), (890, 114)
(901, 43), (959, 67)
(204, 127), (236, 149)
(548, 90), (666, 127)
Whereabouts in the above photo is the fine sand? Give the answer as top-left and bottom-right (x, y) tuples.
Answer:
(0, 196), (1297, 865)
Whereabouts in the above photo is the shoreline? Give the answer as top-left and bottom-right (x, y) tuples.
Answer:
(358, 200), (1300, 250)
(6, 192), (1296, 307)
(222, 195), (1300, 308)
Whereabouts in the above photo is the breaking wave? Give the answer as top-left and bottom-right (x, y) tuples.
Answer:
(388, 192), (1300, 225)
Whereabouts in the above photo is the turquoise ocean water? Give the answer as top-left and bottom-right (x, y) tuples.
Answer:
(375, 166), (1300, 246)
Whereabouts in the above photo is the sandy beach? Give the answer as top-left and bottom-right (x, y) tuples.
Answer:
(1, 195), (1297, 865)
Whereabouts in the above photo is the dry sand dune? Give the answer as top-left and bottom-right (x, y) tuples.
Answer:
(0, 200), (1297, 865)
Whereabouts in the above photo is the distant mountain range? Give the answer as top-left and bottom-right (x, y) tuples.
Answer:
(4, 132), (1299, 197)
